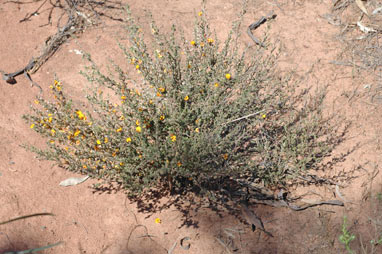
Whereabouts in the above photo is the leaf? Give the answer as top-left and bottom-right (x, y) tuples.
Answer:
(355, 0), (368, 15)
(0, 213), (54, 226)
(59, 176), (89, 186)
(357, 21), (376, 33)
(168, 240), (177, 254)
(372, 7), (382, 15)
(4, 241), (63, 254)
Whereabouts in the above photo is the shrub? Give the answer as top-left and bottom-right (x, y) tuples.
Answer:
(23, 5), (339, 204)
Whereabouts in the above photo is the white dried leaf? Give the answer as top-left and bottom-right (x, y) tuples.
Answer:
(59, 176), (89, 187)
(355, 0), (368, 15)
(73, 49), (83, 55)
(372, 7), (382, 15)
(357, 21), (376, 33)
(335, 184), (349, 203)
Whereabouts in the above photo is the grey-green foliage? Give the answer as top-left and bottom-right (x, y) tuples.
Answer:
(23, 4), (340, 203)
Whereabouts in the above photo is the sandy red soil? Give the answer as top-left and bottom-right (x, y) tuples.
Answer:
(1, 0), (381, 253)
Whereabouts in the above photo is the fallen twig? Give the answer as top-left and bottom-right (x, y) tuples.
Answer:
(247, 11), (277, 47)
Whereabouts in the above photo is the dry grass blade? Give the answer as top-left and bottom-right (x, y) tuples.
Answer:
(167, 240), (177, 254)
(0, 213), (54, 226)
(240, 202), (273, 237)
(355, 0), (369, 15)
(1, 213), (61, 254)
(215, 237), (233, 254)
(4, 241), (63, 254)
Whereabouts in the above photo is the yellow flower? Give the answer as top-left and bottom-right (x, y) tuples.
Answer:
(135, 64), (140, 69)
(198, 11), (203, 16)
(155, 218), (161, 224)
(136, 126), (142, 133)
(120, 162), (124, 166)
(126, 137), (132, 143)
(195, 119), (199, 124)
(160, 115), (165, 121)
(158, 87), (165, 93)
(156, 92), (162, 97)
(116, 127), (122, 132)
(223, 153), (228, 160)
(190, 40), (196, 46)
(149, 99), (153, 104)
(96, 140), (101, 145)
(104, 137), (109, 143)
(200, 42), (205, 47)
(214, 82), (219, 87)
(54, 80), (59, 86)
(262, 114), (267, 119)
(225, 73), (231, 80)
(49, 140), (55, 144)
(56, 85), (61, 91)
(177, 162), (182, 167)
(51, 129), (56, 135)
(207, 38), (214, 44)
(119, 115), (124, 121)
(184, 95), (189, 101)
(74, 130), (81, 137)
(170, 135), (176, 142)
(30, 123), (35, 129)
(48, 117), (53, 123)
(136, 120), (140, 126)
(76, 110), (85, 120)
(195, 128), (199, 133)
(64, 147), (69, 151)
(34, 100), (39, 104)
(121, 95), (127, 100)
(83, 165), (87, 169)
